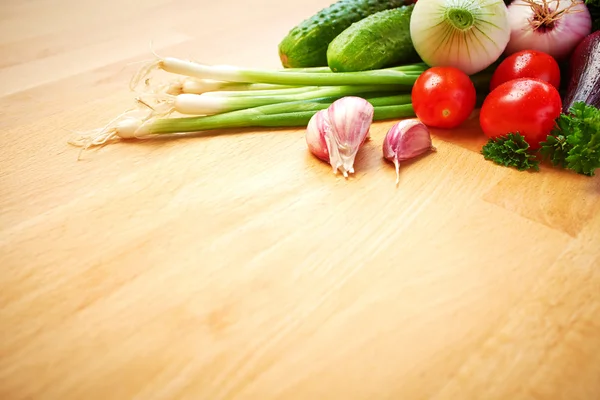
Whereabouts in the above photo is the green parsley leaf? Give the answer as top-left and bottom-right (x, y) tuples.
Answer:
(540, 134), (568, 168)
(482, 133), (540, 172)
(540, 102), (600, 177)
(586, 0), (600, 31)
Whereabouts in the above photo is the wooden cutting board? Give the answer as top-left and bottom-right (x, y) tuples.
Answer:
(1, 0), (599, 399)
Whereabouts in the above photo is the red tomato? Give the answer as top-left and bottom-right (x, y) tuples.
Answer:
(480, 78), (562, 150)
(490, 50), (561, 91)
(411, 66), (476, 129)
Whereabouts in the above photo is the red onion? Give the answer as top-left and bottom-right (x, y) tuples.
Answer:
(506, 0), (592, 60)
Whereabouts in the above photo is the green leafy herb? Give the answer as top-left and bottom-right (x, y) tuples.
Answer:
(539, 134), (568, 168)
(586, 0), (600, 32)
(482, 133), (540, 172)
(540, 102), (600, 176)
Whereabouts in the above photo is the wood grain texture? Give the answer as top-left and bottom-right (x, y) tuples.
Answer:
(1, 1), (599, 399)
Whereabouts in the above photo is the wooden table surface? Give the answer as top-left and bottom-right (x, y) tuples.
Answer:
(1, 1), (599, 399)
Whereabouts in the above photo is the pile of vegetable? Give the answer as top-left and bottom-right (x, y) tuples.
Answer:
(72, 0), (600, 180)
(478, 31), (600, 176)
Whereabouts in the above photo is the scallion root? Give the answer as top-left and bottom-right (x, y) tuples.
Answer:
(129, 59), (162, 92)
(68, 106), (155, 158)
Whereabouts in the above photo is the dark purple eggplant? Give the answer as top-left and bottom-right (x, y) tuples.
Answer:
(562, 31), (600, 112)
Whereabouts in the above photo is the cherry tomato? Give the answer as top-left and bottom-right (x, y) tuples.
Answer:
(490, 50), (561, 91)
(480, 78), (562, 150)
(411, 66), (476, 129)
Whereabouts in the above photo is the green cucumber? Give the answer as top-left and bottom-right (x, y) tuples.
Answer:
(278, 0), (414, 68)
(327, 5), (419, 72)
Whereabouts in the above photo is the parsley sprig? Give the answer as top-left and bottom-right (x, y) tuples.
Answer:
(482, 133), (540, 171)
(586, 0), (600, 32)
(540, 102), (600, 176)
(481, 102), (600, 176)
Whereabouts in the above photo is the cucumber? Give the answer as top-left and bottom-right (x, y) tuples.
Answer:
(278, 0), (414, 68)
(326, 5), (419, 72)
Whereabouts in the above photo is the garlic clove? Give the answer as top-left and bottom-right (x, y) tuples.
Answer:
(306, 109), (330, 162)
(325, 96), (374, 177)
(383, 119), (436, 185)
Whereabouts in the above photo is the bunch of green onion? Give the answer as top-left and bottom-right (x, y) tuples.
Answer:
(70, 56), (431, 150)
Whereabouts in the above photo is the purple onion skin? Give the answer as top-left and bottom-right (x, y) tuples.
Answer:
(563, 31), (600, 112)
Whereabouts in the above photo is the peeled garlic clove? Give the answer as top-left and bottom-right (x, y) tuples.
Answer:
(325, 96), (374, 177)
(383, 119), (436, 185)
(306, 109), (330, 162)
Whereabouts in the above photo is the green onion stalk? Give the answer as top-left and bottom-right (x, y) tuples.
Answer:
(150, 94), (415, 134)
(163, 63), (428, 95)
(130, 57), (428, 90)
(167, 84), (414, 115)
(70, 94), (415, 150)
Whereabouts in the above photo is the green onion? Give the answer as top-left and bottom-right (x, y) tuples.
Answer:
(195, 86), (322, 98)
(171, 84), (412, 115)
(133, 57), (427, 89)
(150, 104), (414, 134)
(281, 63), (428, 73)
(70, 94), (413, 149)
(166, 79), (297, 95)
(150, 94), (413, 134)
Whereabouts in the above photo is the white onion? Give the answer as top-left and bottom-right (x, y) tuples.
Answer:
(409, 0), (511, 75)
(506, 0), (592, 60)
